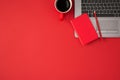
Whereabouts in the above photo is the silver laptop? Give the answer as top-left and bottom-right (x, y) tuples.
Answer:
(74, 0), (120, 38)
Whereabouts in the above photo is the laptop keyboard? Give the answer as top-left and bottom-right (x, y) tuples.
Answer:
(81, 0), (120, 17)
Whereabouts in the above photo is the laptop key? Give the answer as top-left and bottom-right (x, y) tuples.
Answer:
(118, 10), (120, 13)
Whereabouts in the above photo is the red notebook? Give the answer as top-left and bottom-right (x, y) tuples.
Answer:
(71, 13), (98, 45)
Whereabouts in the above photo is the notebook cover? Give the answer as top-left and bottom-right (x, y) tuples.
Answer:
(71, 13), (98, 45)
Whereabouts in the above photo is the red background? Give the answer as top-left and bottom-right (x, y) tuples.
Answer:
(0, 0), (120, 80)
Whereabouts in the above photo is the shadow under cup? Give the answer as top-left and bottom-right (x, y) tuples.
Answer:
(55, 0), (72, 13)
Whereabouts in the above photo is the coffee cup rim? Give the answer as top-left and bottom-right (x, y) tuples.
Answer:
(54, 0), (72, 13)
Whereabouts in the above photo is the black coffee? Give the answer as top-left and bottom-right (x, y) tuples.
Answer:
(56, 0), (70, 12)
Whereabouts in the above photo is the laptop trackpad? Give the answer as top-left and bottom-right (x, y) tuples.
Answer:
(98, 19), (119, 33)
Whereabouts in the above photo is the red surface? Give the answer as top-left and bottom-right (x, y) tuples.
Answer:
(0, 0), (120, 80)
(71, 13), (98, 45)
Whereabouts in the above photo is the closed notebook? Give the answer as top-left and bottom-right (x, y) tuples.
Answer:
(71, 13), (98, 45)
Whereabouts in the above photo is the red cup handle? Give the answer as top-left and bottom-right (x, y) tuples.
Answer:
(59, 13), (64, 20)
